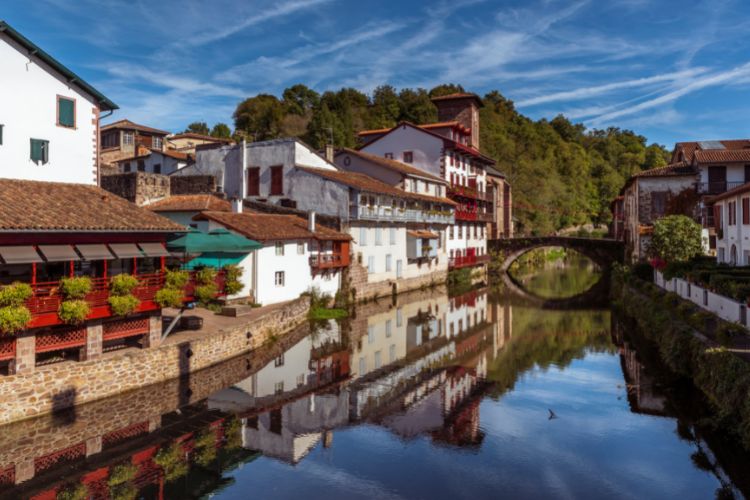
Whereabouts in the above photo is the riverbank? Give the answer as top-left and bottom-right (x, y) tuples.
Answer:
(611, 265), (750, 449)
(0, 297), (310, 425)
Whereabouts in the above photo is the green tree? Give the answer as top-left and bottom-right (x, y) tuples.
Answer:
(210, 122), (232, 139)
(233, 94), (284, 141)
(370, 85), (400, 128)
(429, 83), (465, 98)
(282, 84), (320, 116)
(185, 121), (209, 135)
(649, 215), (703, 262)
(398, 88), (437, 124)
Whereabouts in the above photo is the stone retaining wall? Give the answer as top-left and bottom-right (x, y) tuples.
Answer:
(346, 261), (447, 302)
(0, 297), (309, 426)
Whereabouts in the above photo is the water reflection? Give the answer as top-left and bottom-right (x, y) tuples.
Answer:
(1, 261), (748, 499)
(510, 250), (602, 299)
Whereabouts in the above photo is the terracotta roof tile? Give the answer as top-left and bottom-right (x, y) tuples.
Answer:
(336, 148), (446, 184)
(633, 161), (695, 178)
(101, 119), (170, 136)
(0, 179), (185, 232)
(194, 211), (351, 242)
(146, 195), (231, 213)
(296, 166), (456, 206)
(693, 149), (750, 163)
(430, 92), (483, 107)
(168, 132), (234, 144)
(673, 139), (750, 163)
(157, 149), (191, 161)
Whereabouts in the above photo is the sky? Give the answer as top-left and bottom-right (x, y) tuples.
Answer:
(5, 0), (750, 147)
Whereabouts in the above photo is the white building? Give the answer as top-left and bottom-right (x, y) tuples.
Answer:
(0, 20), (118, 185)
(116, 148), (192, 175)
(709, 184), (750, 265)
(357, 93), (496, 271)
(194, 210), (350, 305)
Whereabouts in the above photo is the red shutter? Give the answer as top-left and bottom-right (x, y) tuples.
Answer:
(247, 167), (260, 196)
(714, 205), (721, 231)
(270, 166), (283, 195)
(743, 198), (749, 225)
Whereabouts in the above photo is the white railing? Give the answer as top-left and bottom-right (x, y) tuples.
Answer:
(352, 205), (454, 224)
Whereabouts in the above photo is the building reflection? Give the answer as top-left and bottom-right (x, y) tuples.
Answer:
(0, 286), (513, 497)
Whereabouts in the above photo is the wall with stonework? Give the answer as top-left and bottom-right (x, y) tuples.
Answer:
(0, 296), (310, 426)
(100, 172), (170, 205)
(169, 174), (217, 195)
(345, 261), (447, 302)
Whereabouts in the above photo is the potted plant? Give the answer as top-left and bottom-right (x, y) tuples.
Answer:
(0, 282), (32, 334)
(108, 274), (140, 316)
(58, 276), (92, 324)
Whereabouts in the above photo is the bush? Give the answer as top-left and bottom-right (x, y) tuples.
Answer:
(195, 267), (217, 286)
(649, 215), (703, 263)
(0, 306), (31, 334)
(154, 443), (189, 482)
(0, 282), (33, 307)
(632, 262), (654, 282)
(222, 264), (243, 295)
(165, 269), (190, 289)
(716, 323), (745, 347)
(155, 287), (184, 308)
(58, 300), (90, 324)
(108, 295), (140, 316)
(194, 283), (218, 304)
(110, 274), (139, 296)
(59, 276), (92, 300)
(108, 463), (138, 486)
(56, 483), (88, 500)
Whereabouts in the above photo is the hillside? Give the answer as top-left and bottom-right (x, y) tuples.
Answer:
(228, 84), (670, 235)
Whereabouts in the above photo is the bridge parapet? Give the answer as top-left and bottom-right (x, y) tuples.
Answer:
(489, 236), (624, 271)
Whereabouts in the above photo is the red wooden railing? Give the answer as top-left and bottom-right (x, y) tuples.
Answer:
(310, 253), (348, 270)
(0, 337), (15, 362)
(449, 253), (491, 269)
(448, 182), (493, 202)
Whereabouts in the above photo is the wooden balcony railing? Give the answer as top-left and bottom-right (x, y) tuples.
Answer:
(695, 181), (744, 195)
(455, 210), (493, 222)
(449, 253), (491, 269)
(448, 183), (493, 202)
(310, 253), (348, 270)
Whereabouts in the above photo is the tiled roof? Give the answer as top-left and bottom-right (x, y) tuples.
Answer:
(168, 132), (234, 144)
(673, 140), (750, 163)
(146, 195), (230, 213)
(430, 92), (484, 107)
(358, 121), (469, 137)
(195, 211), (351, 242)
(296, 166), (456, 206)
(101, 119), (170, 136)
(633, 161), (695, 178)
(157, 149), (191, 160)
(0, 179), (185, 232)
(336, 148), (446, 183)
(357, 128), (391, 136)
(694, 149), (750, 163)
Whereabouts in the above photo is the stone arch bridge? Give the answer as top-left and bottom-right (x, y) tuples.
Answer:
(489, 236), (625, 272)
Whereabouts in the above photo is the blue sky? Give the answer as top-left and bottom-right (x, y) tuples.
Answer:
(5, 0), (750, 147)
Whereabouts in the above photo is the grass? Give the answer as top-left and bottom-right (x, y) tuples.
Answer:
(308, 307), (349, 320)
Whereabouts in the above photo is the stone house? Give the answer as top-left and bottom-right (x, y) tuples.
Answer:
(99, 119), (169, 173)
(166, 132), (234, 155)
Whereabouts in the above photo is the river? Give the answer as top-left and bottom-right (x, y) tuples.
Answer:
(1, 254), (748, 499)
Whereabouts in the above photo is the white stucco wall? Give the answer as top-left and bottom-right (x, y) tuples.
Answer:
(714, 194), (750, 266)
(0, 32), (99, 184)
(120, 153), (186, 175)
(360, 125), (445, 179)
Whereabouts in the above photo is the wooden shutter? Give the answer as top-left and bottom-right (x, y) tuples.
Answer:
(714, 204), (721, 231)
(30, 139), (48, 164)
(270, 166), (283, 195)
(247, 167), (260, 196)
(57, 97), (75, 127)
(743, 198), (750, 225)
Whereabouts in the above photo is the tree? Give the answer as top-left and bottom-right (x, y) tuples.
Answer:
(398, 88), (436, 124)
(233, 94), (284, 141)
(429, 83), (465, 98)
(282, 84), (320, 116)
(649, 215), (703, 262)
(185, 121), (209, 135)
(210, 123), (232, 139)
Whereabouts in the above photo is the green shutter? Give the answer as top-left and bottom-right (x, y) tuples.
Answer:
(30, 139), (49, 164)
(58, 98), (75, 127)
(0, 124), (3, 145)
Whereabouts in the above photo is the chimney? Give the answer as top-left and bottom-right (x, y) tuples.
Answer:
(325, 144), (334, 163)
(308, 211), (316, 232)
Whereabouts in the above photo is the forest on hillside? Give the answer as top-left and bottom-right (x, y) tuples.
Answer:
(185, 84), (670, 235)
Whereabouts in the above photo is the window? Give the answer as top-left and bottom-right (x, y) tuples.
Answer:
(0, 124), (3, 145)
(247, 167), (260, 196)
(743, 198), (750, 225)
(375, 227), (382, 245)
(274, 381), (284, 395)
(367, 255), (375, 273)
(389, 344), (396, 362)
(359, 227), (367, 246)
(275, 271), (285, 286)
(297, 242), (305, 254)
(359, 357), (366, 374)
(275, 242), (284, 256)
(123, 132), (134, 145)
(396, 308), (403, 327)
(275, 354), (285, 367)
(152, 136), (162, 149)
(746, 165), (750, 183)
(153, 163), (161, 174)
(389, 227), (396, 245)
(386, 319), (392, 337)
(385, 152), (393, 159)
(137, 159), (145, 172)
(386, 254), (392, 272)
(449, 226), (454, 240)
(458, 224), (463, 239)
(270, 165), (284, 195)
(403, 151), (413, 163)
(30, 138), (49, 165)
(368, 326), (375, 343)
(297, 374), (305, 387)
(729, 201), (737, 226)
(57, 96), (75, 128)
(650, 191), (667, 219)
(102, 132), (118, 148)
(719, 247), (726, 262)
(374, 351), (382, 369)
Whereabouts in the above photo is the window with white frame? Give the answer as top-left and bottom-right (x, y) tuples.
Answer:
(385, 254), (392, 272)
(374, 350), (382, 369)
(375, 227), (382, 245)
(152, 136), (162, 149)
(274, 381), (284, 394)
(396, 308), (402, 327)
(367, 255), (375, 273)
(359, 227), (367, 246)
(389, 227), (396, 245)
(359, 357), (366, 374)
(297, 374), (305, 387)
(297, 242), (305, 254)
(275, 271), (285, 286)
(275, 242), (284, 256)
(389, 344), (396, 362)
(386, 319), (392, 337)
(123, 132), (134, 145)
(368, 325), (374, 343)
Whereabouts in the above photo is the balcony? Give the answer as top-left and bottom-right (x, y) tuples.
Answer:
(310, 253), (349, 270)
(455, 210), (494, 222)
(695, 181), (744, 195)
(448, 253), (491, 269)
(447, 182), (493, 202)
(352, 205), (454, 224)
(25, 271), (226, 329)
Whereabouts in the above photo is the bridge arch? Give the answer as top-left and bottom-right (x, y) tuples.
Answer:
(489, 236), (624, 272)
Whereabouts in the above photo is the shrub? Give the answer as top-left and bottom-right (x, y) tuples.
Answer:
(108, 295), (140, 316)
(222, 264), (243, 295)
(165, 269), (190, 289)
(0, 282), (33, 307)
(195, 267), (217, 286)
(632, 262), (654, 282)
(154, 443), (189, 482)
(0, 306), (31, 334)
(716, 323), (745, 347)
(58, 300), (90, 324)
(108, 463), (138, 486)
(194, 283), (218, 304)
(56, 484), (88, 500)
(649, 215), (703, 263)
(155, 287), (184, 308)
(110, 274), (139, 296)
(59, 276), (92, 300)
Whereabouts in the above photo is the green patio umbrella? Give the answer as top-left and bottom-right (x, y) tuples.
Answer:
(167, 228), (261, 253)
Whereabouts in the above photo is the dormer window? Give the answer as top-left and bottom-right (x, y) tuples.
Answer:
(56, 96), (75, 128)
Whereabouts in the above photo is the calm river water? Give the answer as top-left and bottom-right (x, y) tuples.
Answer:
(1, 256), (748, 499)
